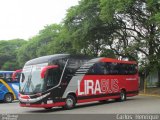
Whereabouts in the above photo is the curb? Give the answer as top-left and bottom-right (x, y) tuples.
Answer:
(139, 94), (160, 98)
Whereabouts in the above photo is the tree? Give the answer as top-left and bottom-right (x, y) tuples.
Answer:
(100, 0), (160, 65)
(0, 39), (26, 70)
(64, 0), (115, 57)
(17, 23), (77, 66)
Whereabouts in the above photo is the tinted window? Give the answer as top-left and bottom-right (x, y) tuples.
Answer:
(50, 58), (68, 72)
(106, 63), (119, 74)
(87, 62), (137, 75)
(67, 59), (88, 75)
(6, 73), (20, 82)
(45, 68), (61, 89)
(4, 73), (13, 82)
(87, 62), (106, 75)
(0, 73), (4, 78)
(105, 62), (137, 75)
(0, 72), (20, 82)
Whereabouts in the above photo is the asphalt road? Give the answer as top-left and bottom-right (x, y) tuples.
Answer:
(0, 95), (160, 114)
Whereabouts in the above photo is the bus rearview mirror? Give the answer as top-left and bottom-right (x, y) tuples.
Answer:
(41, 65), (58, 79)
(12, 69), (22, 81)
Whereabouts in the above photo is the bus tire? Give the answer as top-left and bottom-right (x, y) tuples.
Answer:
(64, 95), (76, 110)
(116, 90), (126, 102)
(120, 90), (126, 101)
(4, 93), (13, 103)
(115, 90), (126, 102)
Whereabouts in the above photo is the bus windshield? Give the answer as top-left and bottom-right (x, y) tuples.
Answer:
(20, 63), (48, 94)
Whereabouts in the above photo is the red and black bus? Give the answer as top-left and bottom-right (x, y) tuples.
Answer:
(19, 54), (139, 109)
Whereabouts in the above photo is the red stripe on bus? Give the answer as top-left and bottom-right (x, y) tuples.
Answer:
(77, 96), (119, 103)
(20, 102), (65, 108)
(100, 58), (137, 64)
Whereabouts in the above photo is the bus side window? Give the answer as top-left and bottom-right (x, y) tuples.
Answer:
(105, 62), (117, 75)
(105, 63), (111, 74)
(46, 68), (60, 88)
(67, 59), (82, 75)
(0, 73), (4, 79)
(128, 64), (137, 75)
(87, 62), (106, 75)
(118, 64), (137, 75)
(105, 62), (124, 75)
(56, 58), (68, 71)
(5, 73), (12, 82)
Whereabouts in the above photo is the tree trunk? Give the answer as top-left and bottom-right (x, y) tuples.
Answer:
(158, 70), (160, 87)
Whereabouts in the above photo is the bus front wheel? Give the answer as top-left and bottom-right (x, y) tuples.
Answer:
(64, 95), (76, 110)
(4, 93), (13, 103)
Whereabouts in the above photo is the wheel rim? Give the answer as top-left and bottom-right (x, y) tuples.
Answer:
(66, 98), (73, 107)
(6, 94), (12, 102)
(120, 92), (125, 100)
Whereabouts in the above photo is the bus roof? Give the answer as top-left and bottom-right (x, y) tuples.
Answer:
(25, 54), (93, 66)
(25, 54), (137, 66)
(0, 71), (14, 73)
(25, 54), (70, 66)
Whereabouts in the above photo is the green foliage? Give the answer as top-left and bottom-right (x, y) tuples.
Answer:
(17, 24), (62, 66)
(16, 23), (77, 66)
(1, 61), (19, 71)
(100, 0), (160, 75)
(0, 0), (160, 76)
(64, 0), (115, 57)
(100, 0), (116, 22)
(0, 39), (26, 70)
(100, 49), (116, 58)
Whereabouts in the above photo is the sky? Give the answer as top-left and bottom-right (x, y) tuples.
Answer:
(0, 0), (79, 40)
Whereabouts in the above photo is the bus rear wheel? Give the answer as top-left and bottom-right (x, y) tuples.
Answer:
(4, 93), (13, 103)
(116, 90), (126, 102)
(64, 95), (76, 110)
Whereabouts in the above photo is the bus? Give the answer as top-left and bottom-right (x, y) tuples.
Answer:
(0, 71), (20, 103)
(19, 54), (139, 109)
